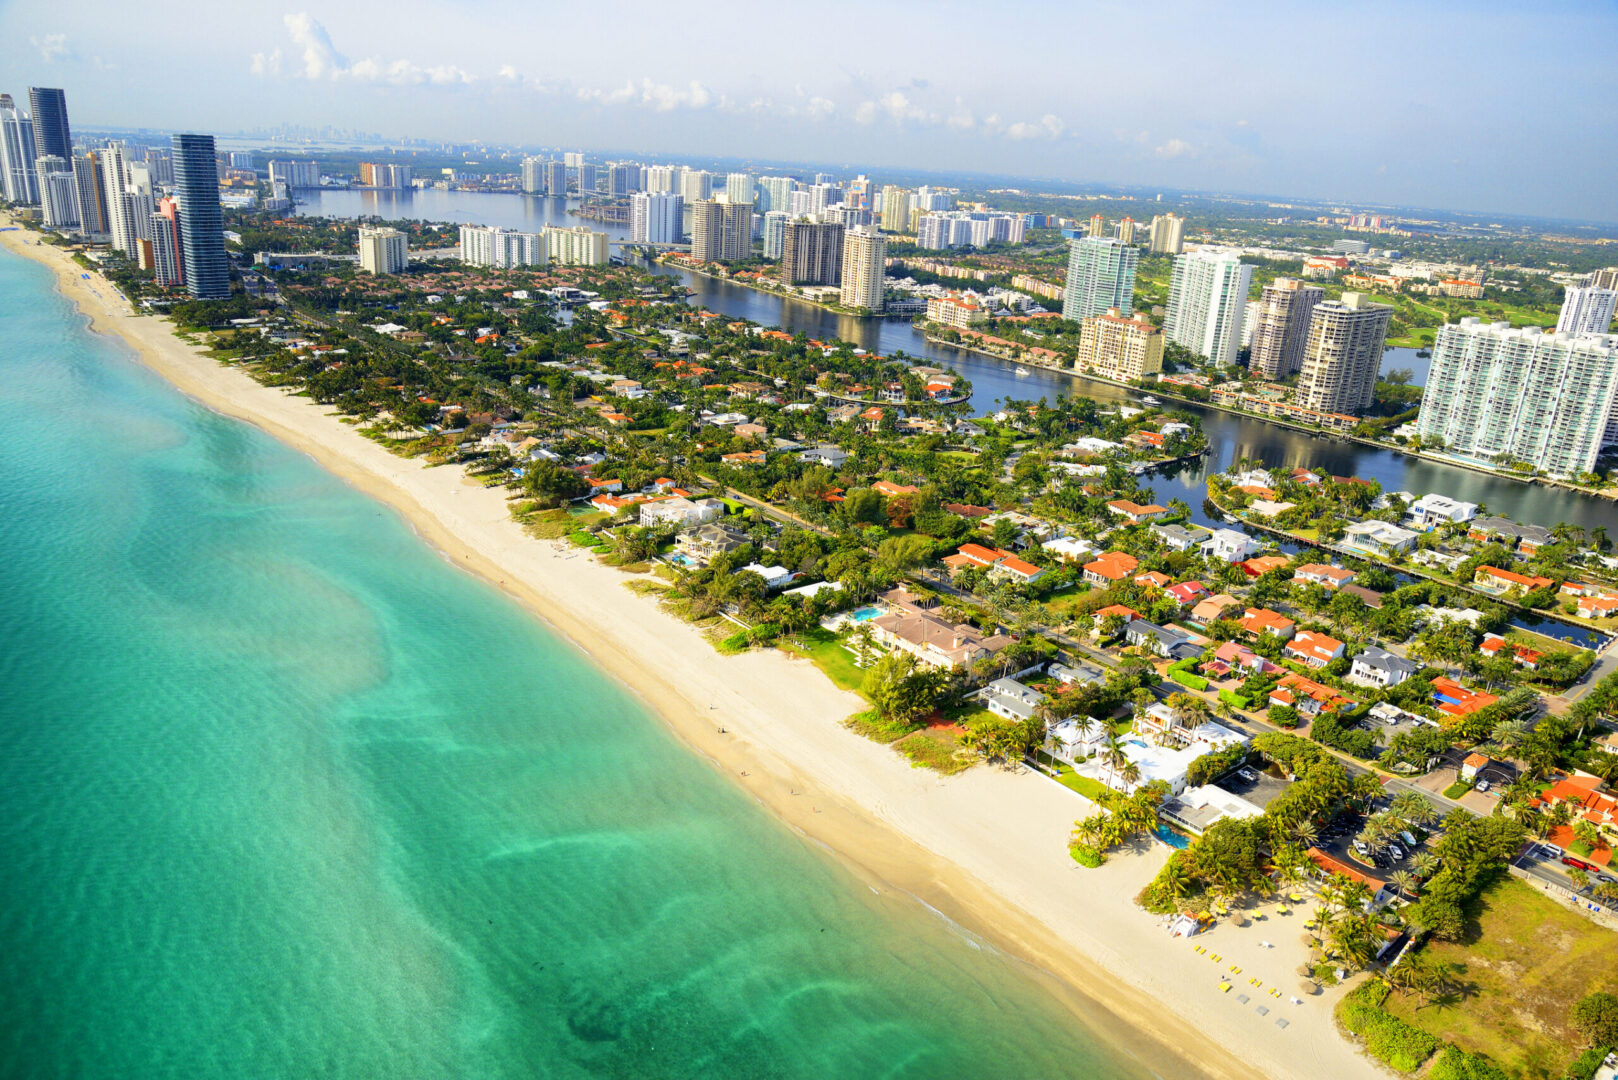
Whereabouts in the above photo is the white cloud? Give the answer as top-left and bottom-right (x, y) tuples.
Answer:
(283, 12), (344, 80)
(1154, 138), (1194, 159)
(30, 33), (72, 62)
(251, 49), (283, 77)
(578, 78), (713, 111)
(804, 97), (836, 120)
(1006, 114), (1065, 140)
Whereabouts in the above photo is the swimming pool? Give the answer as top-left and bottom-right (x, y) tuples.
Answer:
(847, 605), (884, 622)
(1125, 738), (1149, 750)
(666, 553), (699, 568)
(1155, 824), (1191, 849)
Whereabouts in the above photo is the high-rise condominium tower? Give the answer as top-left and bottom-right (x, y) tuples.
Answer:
(1416, 320), (1618, 477)
(1556, 285), (1617, 335)
(1249, 277), (1324, 380)
(840, 227), (887, 313)
(762, 211), (789, 259)
(1295, 292), (1394, 414)
(880, 186), (913, 233)
(1148, 213), (1184, 254)
(1088, 213), (1106, 238)
(35, 156), (79, 229)
(725, 172), (755, 207)
(779, 221), (844, 285)
(1062, 237), (1139, 322)
(358, 226), (408, 274)
(0, 95), (39, 204)
(27, 87), (71, 162)
(1163, 248), (1252, 367)
(630, 192), (682, 245)
(73, 152), (109, 236)
(171, 133), (230, 298)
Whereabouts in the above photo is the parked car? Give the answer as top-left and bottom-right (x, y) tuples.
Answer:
(1399, 830), (1418, 847)
(1476, 780), (1490, 793)
(1563, 855), (1599, 873)
(1353, 840), (1370, 855)
(1238, 767), (1258, 783)
(1388, 843), (1405, 860)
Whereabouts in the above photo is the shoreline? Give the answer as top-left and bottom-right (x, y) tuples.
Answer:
(0, 224), (1388, 1080)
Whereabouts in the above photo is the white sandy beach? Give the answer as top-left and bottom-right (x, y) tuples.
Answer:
(1, 222), (1387, 1080)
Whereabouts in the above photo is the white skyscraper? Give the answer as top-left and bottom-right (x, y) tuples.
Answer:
(35, 156), (79, 229)
(1416, 320), (1618, 478)
(840, 227), (887, 313)
(759, 176), (795, 215)
(0, 95), (39, 204)
(1295, 293), (1394, 415)
(644, 165), (677, 194)
(762, 211), (789, 259)
(100, 146), (139, 254)
(1148, 213), (1185, 254)
(1557, 285), (1618, 335)
(1163, 248), (1253, 366)
(630, 191), (682, 244)
(520, 157), (546, 194)
(358, 226), (409, 274)
(725, 172), (755, 207)
(1062, 237), (1139, 321)
(459, 224), (546, 268)
(680, 169), (712, 203)
(269, 160), (321, 189)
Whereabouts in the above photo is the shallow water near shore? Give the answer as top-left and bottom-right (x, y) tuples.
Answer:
(0, 246), (1166, 1077)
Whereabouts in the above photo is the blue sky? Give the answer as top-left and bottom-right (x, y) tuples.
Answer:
(2, 0), (1615, 221)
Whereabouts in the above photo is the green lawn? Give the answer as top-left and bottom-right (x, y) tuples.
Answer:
(782, 629), (867, 693)
(1380, 876), (1618, 1079)
(1033, 751), (1113, 802)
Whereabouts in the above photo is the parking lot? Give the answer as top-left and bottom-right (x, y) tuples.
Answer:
(1215, 764), (1293, 810)
(1308, 809), (1430, 880)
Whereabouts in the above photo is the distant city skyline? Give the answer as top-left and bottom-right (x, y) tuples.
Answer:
(1, 2), (1615, 223)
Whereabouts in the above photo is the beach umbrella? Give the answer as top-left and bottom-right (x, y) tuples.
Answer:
(1300, 934), (1315, 947)
(1297, 962), (1315, 977)
(1232, 912), (1248, 927)
(1299, 979), (1318, 995)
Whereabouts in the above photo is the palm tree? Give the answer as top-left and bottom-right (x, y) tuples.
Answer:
(1116, 759), (1143, 793)
(1411, 851), (1440, 881)
(1390, 790), (1435, 829)
(1388, 869), (1419, 901)
(1292, 820), (1321, 848)
(1099, 733), (1128, 791)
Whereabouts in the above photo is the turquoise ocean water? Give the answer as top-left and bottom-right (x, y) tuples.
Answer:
(0, 247), (1165, 1079)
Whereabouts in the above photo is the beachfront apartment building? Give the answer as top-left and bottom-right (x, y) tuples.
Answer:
(1076, 308), (1164, 382)
(1295, 293), (1395, 415)
(1061, 237), (1138, 322)
(1163, 248), (1252, 367)
(1415, 319), (1618, 478)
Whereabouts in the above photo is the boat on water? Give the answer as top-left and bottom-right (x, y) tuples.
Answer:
(1014, 366), (1030, 376)
(1141, 394), (1162, 406)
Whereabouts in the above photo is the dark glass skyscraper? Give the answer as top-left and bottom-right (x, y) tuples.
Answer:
(171, 134), (230, 299)
(27, 87), (71, 161)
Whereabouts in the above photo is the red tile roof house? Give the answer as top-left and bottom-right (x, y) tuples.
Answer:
(1208, 639), (1273, 676)
(1269, 673), (1354, 716)
(1094, 603), (1143, 623)
(1294, 563), (1357, 589)
(1105, 499), (1171, 524)
(1431, 677), (1498, 718)
(1240, 555), (1290, 578)
(1239, 607), (1296, 640)
(872, 480), (921, 497)
(941, 544), (1045, 584)
(1165, 581), (1209, 606)
(1578, 594), (1618, 619)
(1530, 774), (1618, 834)
(1082, 551), (1139, 586)
(1284, 630), (1346, 668)
(1472, 565), (1554, 596)
(1479, 633), (1542, 669)
(1134, 570), (1173, 589)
